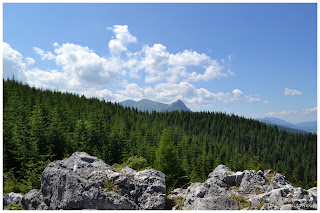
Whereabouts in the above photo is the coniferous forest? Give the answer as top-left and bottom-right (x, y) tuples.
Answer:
(3, 79), (317, 194)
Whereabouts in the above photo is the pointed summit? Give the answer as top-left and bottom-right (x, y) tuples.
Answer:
(119, 99), (191, 112)
(165, 99), (191, 112)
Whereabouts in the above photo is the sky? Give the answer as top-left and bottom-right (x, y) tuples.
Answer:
(2, 3), (317, 123)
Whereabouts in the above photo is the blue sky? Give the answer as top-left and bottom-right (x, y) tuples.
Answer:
(3, 3), (317, 123)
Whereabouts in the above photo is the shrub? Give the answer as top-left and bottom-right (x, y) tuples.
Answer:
(126, 156), (149, 171)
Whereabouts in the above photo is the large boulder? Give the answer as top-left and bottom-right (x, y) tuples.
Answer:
(3, 192), (23, 208)
(40, 152), (166, 210)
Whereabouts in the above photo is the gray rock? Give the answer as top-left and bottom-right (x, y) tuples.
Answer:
(239, 170), (268, 194)
(21, 189), (45, 210)
(271, 173), (293, 189)
(133, 169), (166, 209)
(3, 192), (23, 207)
(167, 188), (186, 200)
(293, 187), (309, 199)
(180, 165), (317, 210)
(40, 152), (165, 210)
(208, 164), (233, 180)
(184, 196), (238, 210)
(280, 204), (295, 210)
(223, 171), (244, 187)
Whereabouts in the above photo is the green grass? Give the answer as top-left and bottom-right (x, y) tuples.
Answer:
(231, 194), (252, 209)
(229, 186), (239, 190)
(104, 177), (119, 193)
(6, 203), (25, 210)
(257, 201), (264, 210)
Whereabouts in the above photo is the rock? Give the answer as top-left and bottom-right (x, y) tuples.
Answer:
(40, 152), (165, 210)
(167, 188), (186, 200)
(184, 196), (239, 210)
(280, 204), (295, 210)
(208, 164), (233, 180)
(21, 189), (45, 210)
(180, 165), (317, 210)
(308, 187), (317, 196)
(132, 169), (166, 209)
(271, 173), (293, 189)
(120, 166), (137, 179)
(293, 187), (309, 199)
(3, 192), (23, 207)
(239, 170), (268, 194)
(223, 171), (244, 187)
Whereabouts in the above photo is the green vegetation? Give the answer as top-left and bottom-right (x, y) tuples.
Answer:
(231, 194), (252, 209)
(229, 186), (239, 191)
(112, 155), (151, 172)
(104, 177), (119, 193)
(6, 203), (25, 210)
(3, 79), (317, 194)
(257, 201), (264, 210)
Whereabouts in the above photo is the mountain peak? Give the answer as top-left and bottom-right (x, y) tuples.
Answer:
(119, 99), (191, 112)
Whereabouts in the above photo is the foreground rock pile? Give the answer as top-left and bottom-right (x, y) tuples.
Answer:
(4, 152), (166, 210)
(3, 153), (317, 210)
(169, 165), (317, 210)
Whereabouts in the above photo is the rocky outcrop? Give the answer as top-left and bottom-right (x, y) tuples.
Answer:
(3, 192), (23, 208)
(18, 152), (166, 210)
(170, 165), (317, 210)
(4, 155), (316, 211)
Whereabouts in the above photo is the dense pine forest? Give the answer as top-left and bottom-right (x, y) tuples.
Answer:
(3, 79), (317, 194)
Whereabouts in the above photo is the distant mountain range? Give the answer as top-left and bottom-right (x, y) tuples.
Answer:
(256, 117), (317, 134)
(119, 99), (191, 112)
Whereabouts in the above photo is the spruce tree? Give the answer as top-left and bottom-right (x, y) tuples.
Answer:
(154, 129), (185, 189)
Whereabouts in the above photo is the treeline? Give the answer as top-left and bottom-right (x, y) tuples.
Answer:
(3, 79), (317, 193)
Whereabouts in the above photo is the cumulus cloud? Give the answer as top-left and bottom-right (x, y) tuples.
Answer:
(3, 42), (27, 80)
(107, 25), (137, 55)
(25, 57), (35, 65)
(34, 47), (56, 60)
(187, 60), (226, 82)
(141, 44), (169, 83)
(25, 68), (68, 89)
(284, 88), (303, 96)
(54, 43), (121, 87)
(168, 50), (209, 66)
(4, 25), (262, 112)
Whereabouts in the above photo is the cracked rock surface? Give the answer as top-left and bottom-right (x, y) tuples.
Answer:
(169, 164), (317, 210)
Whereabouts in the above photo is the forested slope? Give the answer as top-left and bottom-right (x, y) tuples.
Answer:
(3, 79), (317, 194)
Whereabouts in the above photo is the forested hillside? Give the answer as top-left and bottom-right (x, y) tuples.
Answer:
(3, 79), (317, 194)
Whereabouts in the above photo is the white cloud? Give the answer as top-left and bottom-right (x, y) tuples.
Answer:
(303, 107), (317, 114)
(141, 44), (169, 83)
(266, 107), (317, 123)
(230, 89), (260, 103)
(168, 50), (209, 66)
(3, 42), (27, 80)
(25, 68), (68, 89)
(166, 66), (187, 83)
(264, 101), (271, 104)
(284, 88), (303, 96)
(25, 57), (35, 65)
(54, 43), (122, 88)
(3, 25), (258, 112)
(107, 25), (137, 55)
(186, 60), (226, 82)
(34, 47), (56, 60)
